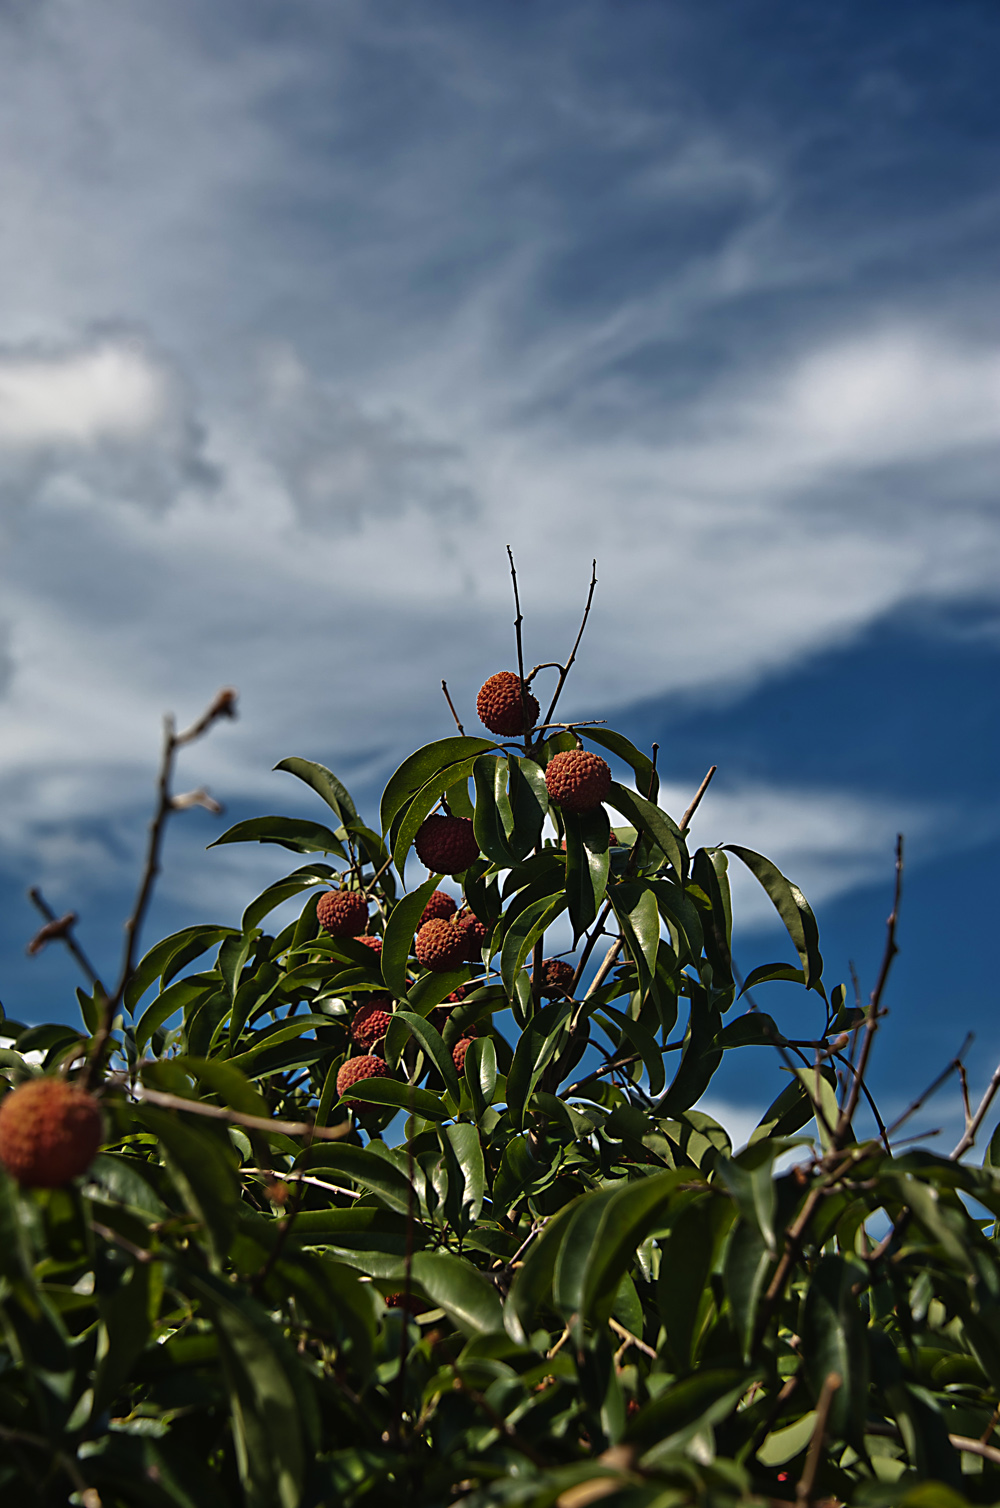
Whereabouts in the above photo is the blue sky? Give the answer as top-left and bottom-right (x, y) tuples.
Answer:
(0, 0), (997, 1144)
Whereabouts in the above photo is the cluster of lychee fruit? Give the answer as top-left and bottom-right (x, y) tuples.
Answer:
(0, 1076), (103, 1188)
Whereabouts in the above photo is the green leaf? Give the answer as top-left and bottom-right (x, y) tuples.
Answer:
(749, 1077), (816, 1145)
(609, 883), (660, 1001)
(187, 1270), (317, 1508)
(464, 1036), (497, 1124)
(563, 807), (610, 938)
(92, 1261), (152, 1418)
(409, 1251), (504, 1334)
(305, 1146), (414, 1216)
(242, 866), (336, 933)
(472, 754), (518, 866)
(380, 737), (497, 833)
(792, 1064), (841, 1153)
(579, 728), (659, 803)
(339, 1077), (450, 1122)
(170, 1055), (272, 1119)
(274, 756), (357, 826)
(391, 755), (482, 874)
(723, 1220), (772, 1362)
(382, 874), (441, 996)
(657, 1197), (719, 1371)
(799, 1254), (869, 1443)
(124, 925), (237, 1013)
(441, 1122), (486, 1228)
(506, 1001), (572, 1129)
(384, 1009), (461, 1104)
(137, 1105), (240, 1264)
(716, 1149), (779, 1254)
(500, 894), (567, 999)
(553, 1171), (692, 1336)
(505, 1198), (582, 1342)
(723, 846), (823, 989)
(596, 1004), (665, 1096)
(738, 961), (808, 997)
(507, 756), (549, 858)
(209, 815), (349, 859)
(607, 782), (686, 878)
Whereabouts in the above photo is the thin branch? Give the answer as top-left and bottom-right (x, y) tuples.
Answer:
(951, 1061), (1000, 1160)
(81, 688), (236, 1090)
(441, 680), (465, 736)
(243, 1168), (360, 1200)
(541, 558), (598, 729)
(505, 546), (532, 747)
(883, 1038), (971, 1141)
(834, 834), (903, 1144)
(26, 888), (107, 995)
(949, 1435), (1000, 1467)
(796, 1371), (841, 1508)
(134, 1084), (351, 1141)
(608, 1316), (657, 1360)
(679, 764), (717, 834)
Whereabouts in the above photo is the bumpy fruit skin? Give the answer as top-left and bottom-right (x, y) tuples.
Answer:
(540, 959), (576, 998)
(415, 918), (469, 973)
(351, 999), (393, 1050)
(414, 815), (480, 875)
(419, 890), (457, 926)
(336, 1055), (389, 1097)
(0, 1078), (103, 1188)
(452, 1037), (474, 1073)
(456, 912), (490, 961)
(358, 935), (383, 956)
(544, 750), (612, 814)
(476, 671), (540, 736)
(317, 889), (369, 937)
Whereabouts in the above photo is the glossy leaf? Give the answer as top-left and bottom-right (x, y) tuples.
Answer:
(607, 781), (686, 878)
(563, 806), (610, 937)
(381, 874), (440, 996)
(724, 845), (824, 988)
(339, 1076), (450, 1122)
(380, 737), (497, 833)
(209, 815), (349, 859)
(274, 756), (357, 826)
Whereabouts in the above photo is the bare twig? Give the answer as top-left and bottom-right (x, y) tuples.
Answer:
(796, 1371), (841, 1507)
(243, 1168), (360, 1200)
(608, 1316), (657, 1360)
(505, 546), (532, 748)
(27, 888), (106, 995)
(81, 688), (236, 1091)
(951, 1061), (1000, 1160)
(950, 1435), (1000, 1467)
(541, 558), (598, 729)
(679, 764), (717, 834)
(883, 1037), (971, 1142)
(134, 1084), (351, 1141)
(441, 680), (465, 736)
(834, 835), (903, 1144)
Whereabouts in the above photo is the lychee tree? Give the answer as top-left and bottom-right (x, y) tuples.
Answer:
(3, 567), (1000, 1507)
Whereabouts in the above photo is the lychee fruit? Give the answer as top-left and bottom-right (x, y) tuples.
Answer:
(540, 959), (576, 998)
(357, 935), (383, 956)
(336, 1055), (390, 1097)
(0, 1077), (103, 1188)
(350, 998), (393, 1050)
(455, 911), (491, 961)
(444, 984), (468, 1004)
(414, 815), (480, 875)
(317, 888), (369, 937)
(414, 918), (469, 973)
(476, 672), (540, 737)
(452, 1037), (474, 1073)
(544, 750), (612, 814)
(419, 890), (458, 927)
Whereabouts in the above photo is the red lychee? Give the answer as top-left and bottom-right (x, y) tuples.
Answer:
(476, 672), (540, 737)
(544, 750), (612, 814)
(414, 815), (480, 875)
(444, 984), (468, 1004)
(414, 918), (469, 973)
(317, 888), (369, 937)
(336, 1055), (389, 1097)
(419, 890), (458, 927)
(539, 959), (575, 998)
(455, 911), (490, 961)
(350, 998), (393, 1050)
(0, 1077), (103, 1188)
(358, 935), (383, 956)
(452, 1037), (474, 1073)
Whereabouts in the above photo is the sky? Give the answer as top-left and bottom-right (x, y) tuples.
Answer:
(0, 0), (997, 1146)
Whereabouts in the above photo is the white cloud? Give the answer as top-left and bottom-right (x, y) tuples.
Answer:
(0, 338), (170, 448)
